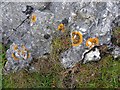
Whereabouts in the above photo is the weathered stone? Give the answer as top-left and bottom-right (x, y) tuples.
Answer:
(112, 46), (120, 59)
(2, 2), (120, 70)
(60, 1), (119, 68)
(30, 10), (55, 58)
(4, 43), (32, 74)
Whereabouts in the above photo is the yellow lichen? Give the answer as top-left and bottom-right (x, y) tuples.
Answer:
(31, 14), (37, 23)
(21, 50), (25, 55)
(86, 37), (99, 48)
(11, 53), (19, 60)
(71, 31), (83, 46)
(58, 23), (65, 32)
(17, 50), (21, 55)
(22, 44), (28, 51)
(27, 52), (31, 59)
(13, 44), (18, 51)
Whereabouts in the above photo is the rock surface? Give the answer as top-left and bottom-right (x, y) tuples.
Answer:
(4, 43), (32, 74)
(1, 1), (120, 71)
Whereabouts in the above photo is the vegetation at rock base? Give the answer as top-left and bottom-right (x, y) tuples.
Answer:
(112, 27), (120, 47)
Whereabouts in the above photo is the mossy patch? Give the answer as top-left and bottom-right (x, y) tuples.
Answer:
(75, 56), (119, 88)
(51, 30), (72, 62)
(112, 27), (120, 46)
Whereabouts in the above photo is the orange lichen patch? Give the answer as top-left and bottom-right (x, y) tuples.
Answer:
(13, 44), (18, 51)
(20, 50), (27, 59)
(17, 50), (21, 56)
(58, 23), (65, 32)
(71, 31), (83, 46)
(22, 45), (28, 51)
(21, 50), (25, 55)
(11, 53), (19, 60)
(27, 52), (31, 59)
(31, 14), (37, 23)
(86, 37), (99, 48)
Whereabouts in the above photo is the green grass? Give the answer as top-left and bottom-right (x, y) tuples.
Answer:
(0, 43), (3, 89)
(76, 56), (120, 88)
(3, 71), (60, 88)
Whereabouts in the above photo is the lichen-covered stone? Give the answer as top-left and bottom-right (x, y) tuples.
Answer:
(60, 1), (119, 68)
(2, 2), (120, 70)
(30, 10), (55, 58)
(4, 43), (32, 73)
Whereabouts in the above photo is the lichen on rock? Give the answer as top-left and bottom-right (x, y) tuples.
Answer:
(4, 43), (32, 74)
(2, 1), (120, 71)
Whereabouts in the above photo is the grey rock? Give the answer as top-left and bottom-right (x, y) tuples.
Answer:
(30, 10), (55, 58)
(4, 43), (32, 73)
(60, 45), (85, 68)
(112, 46), (120, 59)
(60, 1), (119, 68)
(2, 2), (120, 70)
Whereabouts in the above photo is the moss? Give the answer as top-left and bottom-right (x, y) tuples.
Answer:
(51, 30), (72, 61)
(0, 43), (7, 66)
(112, 27), (120, 46)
